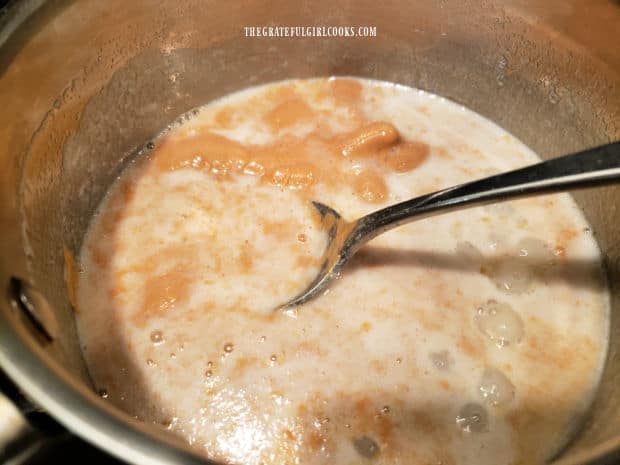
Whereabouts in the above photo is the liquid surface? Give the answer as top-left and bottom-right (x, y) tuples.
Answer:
(76, 78), (610, 465)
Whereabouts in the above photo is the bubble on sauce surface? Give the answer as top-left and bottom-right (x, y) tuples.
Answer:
(243, 160), (265, 177)
(150, 330), (165, 345)
(429, 350), (454, 370)
(353, 435), (380, 458)
(479, 367), (515, 407)
(488, 260), (533, 294)
(455, 403), (488, 433)
(474, 300), (524, 347)
(486, 237), (557, 293)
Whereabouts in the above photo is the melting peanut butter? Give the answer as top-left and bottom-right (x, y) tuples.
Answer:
(266, 97), (316, 131)
(63, 245), (80, 310)
(148, 79), (430, 203)
(339, 122), (400, 158)
(76, 78), (609, 465)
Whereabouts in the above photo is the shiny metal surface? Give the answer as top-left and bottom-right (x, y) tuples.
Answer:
(0, 1), (618, 464)
(282, 142), (620, 309)
(0, 392), (32, 462)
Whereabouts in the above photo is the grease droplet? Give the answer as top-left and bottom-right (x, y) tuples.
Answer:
(479, 367), (515, 407)
(475, 300), (524, 347)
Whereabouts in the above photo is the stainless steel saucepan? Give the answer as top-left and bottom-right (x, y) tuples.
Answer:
(0, 1), (618, 464)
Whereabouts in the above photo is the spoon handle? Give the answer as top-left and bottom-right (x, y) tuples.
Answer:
(352, 141), (620, 245)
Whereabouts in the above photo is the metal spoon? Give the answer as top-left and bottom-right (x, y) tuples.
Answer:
(279, 141), (620, 311)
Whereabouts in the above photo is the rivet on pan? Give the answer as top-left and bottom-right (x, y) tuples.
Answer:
(8, 277), (58, 342)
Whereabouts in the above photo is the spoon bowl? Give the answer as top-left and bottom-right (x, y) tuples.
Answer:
(279, 141), (620, 311)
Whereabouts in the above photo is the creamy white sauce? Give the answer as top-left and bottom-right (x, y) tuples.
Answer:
(76, 78), (609, 465)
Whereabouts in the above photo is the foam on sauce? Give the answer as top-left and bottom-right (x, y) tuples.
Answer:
(76, 78), (610, 465)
